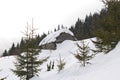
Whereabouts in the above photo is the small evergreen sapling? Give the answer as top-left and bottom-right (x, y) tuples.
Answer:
(57, 54), (66, 72)
(47, 61), (54, 71)
(47, 61), (51, 71)
(73, 41), (93, 67)
(51, 61), (54, 69)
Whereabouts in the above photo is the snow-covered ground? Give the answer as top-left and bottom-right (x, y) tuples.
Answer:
(0, 38), (120, 80)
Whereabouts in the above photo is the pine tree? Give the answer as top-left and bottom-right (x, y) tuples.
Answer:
(61, 25), (64, 29)
(47, 61), (54, 71)
(12, 21), (48, 80)
(57, 54), (66, 72)
(47, 61), (51, 71)
(73, 41), (93, 67)
(93, 0), (120, 53)
(54, 28), (57, 32)
(51, 61), (54, 69)
(8, 43), (16, 55)
(57, 25), (60, 30)
(3, 49), (8, 56)
(20, 38), (25, 51)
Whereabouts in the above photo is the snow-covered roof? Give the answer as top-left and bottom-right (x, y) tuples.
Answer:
(39, 29), (74, 46)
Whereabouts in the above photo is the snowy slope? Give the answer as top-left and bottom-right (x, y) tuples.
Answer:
(0, 38), (120, 80)
(39, 29), (74, 46)
(32, 39), (120, 80)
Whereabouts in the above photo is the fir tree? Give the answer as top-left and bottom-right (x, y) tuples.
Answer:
(12, 21), (48, 80)
(3, 49), (8, 56)
(73, 41), (93, 67)
(54, 28), (57, 32)
(20, 38), (25, 51)
(51, 61), (54, 69)
(57, 25), (60, 30)
(47, 61), (54, 71)
(93, 0), (120, 53)
(47, 61), (51, 71)
(8, 43), (16, 55)
(57, 54), (66, 72)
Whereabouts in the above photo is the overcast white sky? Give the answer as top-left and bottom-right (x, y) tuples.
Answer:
(0, 0), (104, 53)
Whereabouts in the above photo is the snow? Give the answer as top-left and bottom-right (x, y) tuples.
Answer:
(39, 29), (74, 46)
(0, 56), (18, 80)
(0, 38), (120, 80)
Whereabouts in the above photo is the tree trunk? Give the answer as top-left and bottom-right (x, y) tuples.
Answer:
(83, 59), (85, 67)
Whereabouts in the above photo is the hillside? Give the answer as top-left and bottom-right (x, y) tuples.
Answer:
(0, 38), (120, 80)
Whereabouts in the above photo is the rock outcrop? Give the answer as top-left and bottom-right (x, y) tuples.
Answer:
(39, 29), (76, 50)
